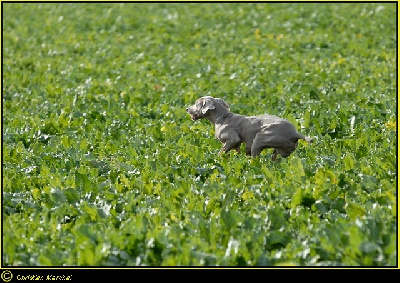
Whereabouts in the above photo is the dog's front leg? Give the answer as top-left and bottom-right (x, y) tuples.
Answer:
(218, 143), (241, 157)
(218, 142), (233, 156)
(218, 139), (241, 156)
(217, 129), (241, 156)
(218, 147), (226, 156)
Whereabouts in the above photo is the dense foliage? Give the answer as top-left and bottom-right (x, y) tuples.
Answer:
(2, 3), (397, 266)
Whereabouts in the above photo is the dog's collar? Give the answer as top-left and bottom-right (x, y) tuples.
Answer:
(215, 112), (230, 123)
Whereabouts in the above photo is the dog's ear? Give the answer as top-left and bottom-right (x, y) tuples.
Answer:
(215, 98), (230, 110)
(201, 98), (215, 114)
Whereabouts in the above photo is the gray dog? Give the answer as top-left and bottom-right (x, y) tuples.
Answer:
(186, 96), (313, 160)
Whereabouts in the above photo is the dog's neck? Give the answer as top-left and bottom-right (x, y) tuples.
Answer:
(209, 111), (230, 125)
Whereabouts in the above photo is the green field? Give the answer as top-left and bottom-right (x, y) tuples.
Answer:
(2, 3), (397, 266)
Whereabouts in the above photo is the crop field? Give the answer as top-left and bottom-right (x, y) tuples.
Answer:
(2, 3), (397, 266)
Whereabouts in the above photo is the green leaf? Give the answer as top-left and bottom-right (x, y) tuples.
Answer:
(81, 202), (99, 221)
(65, 188), (80, 205)
(221, 208), (236, 230)
(291, 187), (302, 208)
(343, 153), (356, 171)
(360, 242), (380, 254)
(315, 200), (329, 214)
(50, 188), (66, 204)
(32, 188), (41, 200)
(346, 202), (366, 219)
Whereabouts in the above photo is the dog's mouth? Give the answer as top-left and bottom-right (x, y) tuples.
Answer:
(190, 114), (199, 121)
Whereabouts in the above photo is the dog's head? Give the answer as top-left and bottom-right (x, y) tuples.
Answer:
(186, 96), (230, 121)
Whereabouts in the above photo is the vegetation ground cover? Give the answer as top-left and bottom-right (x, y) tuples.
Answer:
(2, 3), (397, 266)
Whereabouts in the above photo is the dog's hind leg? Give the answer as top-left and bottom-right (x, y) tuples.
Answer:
(251, 133), (297, 158)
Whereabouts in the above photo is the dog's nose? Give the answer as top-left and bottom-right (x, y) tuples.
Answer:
(185, 108), (188, 112)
